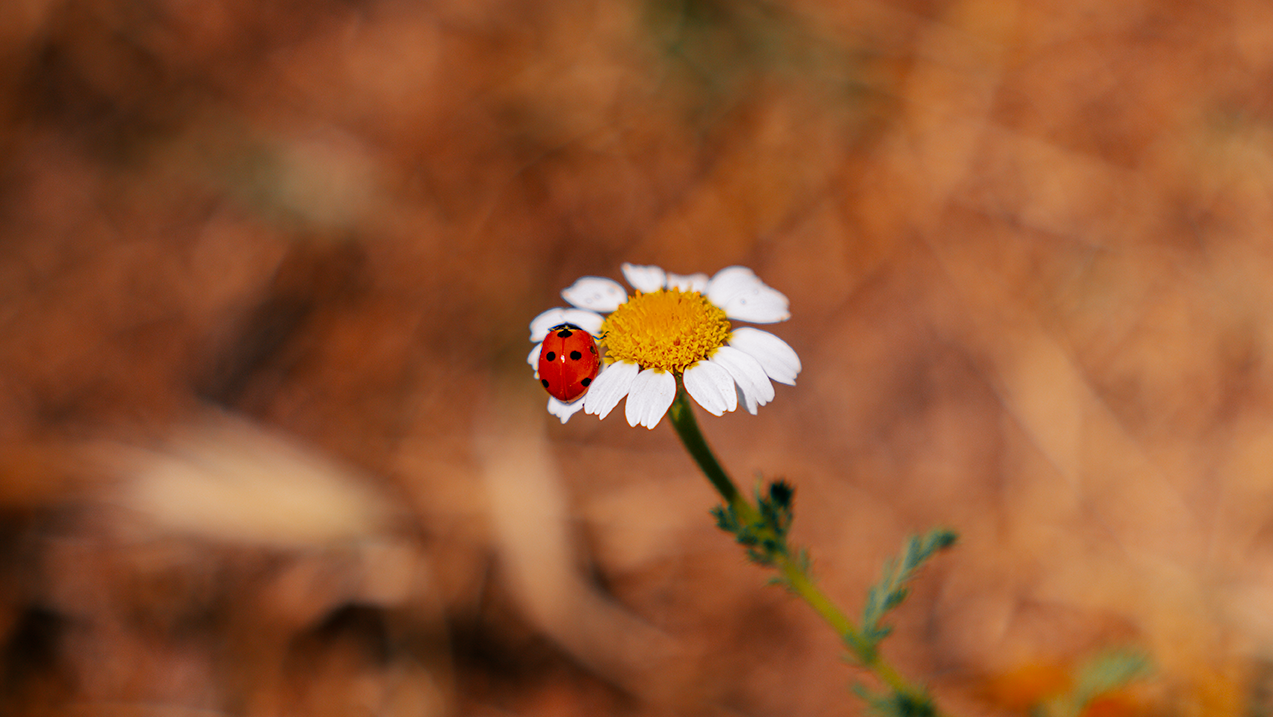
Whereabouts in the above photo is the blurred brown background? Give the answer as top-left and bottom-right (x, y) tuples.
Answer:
(0, 0), (1270, 714)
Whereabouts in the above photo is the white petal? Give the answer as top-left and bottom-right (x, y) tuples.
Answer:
(666, 272), (709, 292)
(527, 341), (542, 382)
(529, 308), (605, 341)
(705, 266), (791, 323)
(547, 396), (587, 424)
(682, 361), (737, 416)
(624, 369), (677, 429)
(583, 360), (639, 419)
(621, 263), (667, 293)
(561, 277), (627, 312)
(711, 346), (774, 415)
(729, 327), (801, 385)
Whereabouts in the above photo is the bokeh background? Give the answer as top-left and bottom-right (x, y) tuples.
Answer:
(1, 0), (1272, 714)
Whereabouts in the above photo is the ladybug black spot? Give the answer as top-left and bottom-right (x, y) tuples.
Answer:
(569, 350), (582, 360)
(580, 377), (592, 387)
(541, 379), (550, 388)
(556, 328), (573, 338)
(544, 351), (556, 362)
(590, 345), (597, 354)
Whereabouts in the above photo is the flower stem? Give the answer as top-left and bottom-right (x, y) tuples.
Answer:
(665, 387), (937, 709)
(666, 386), (751, 520)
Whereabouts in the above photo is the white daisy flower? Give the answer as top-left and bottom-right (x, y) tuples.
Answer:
(528, 263), (801, 428)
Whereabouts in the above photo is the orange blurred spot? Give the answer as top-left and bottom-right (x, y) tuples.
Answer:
(1084, 691), (1144, 717)
(979, 662), (1149, 717)
(979, 661), (1071, 712)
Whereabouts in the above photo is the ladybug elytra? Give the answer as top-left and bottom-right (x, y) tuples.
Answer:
(537, 324), (601, 402)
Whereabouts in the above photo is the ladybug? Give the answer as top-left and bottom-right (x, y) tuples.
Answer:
(537, 323), (600, 402)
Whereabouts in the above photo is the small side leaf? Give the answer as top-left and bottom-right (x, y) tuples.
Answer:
(860, 529), (957, 647)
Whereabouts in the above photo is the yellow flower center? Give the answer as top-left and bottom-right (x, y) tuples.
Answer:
(600, 289), (731, 374)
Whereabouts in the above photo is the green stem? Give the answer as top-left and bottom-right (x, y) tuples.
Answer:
(665, 386), (933, 706)
(667, 386), (752, 521)
(777, 559), (910, 692)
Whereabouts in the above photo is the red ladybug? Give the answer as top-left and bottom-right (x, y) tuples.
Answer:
(537, 324), (600, 402)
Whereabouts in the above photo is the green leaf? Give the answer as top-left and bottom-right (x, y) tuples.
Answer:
(1070, 650), (1152, 711)
(853, 684), (938, 717)
(861, 529), (957, 647)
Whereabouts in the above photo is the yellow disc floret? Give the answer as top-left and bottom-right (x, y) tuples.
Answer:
(600, 289), (731, 374)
